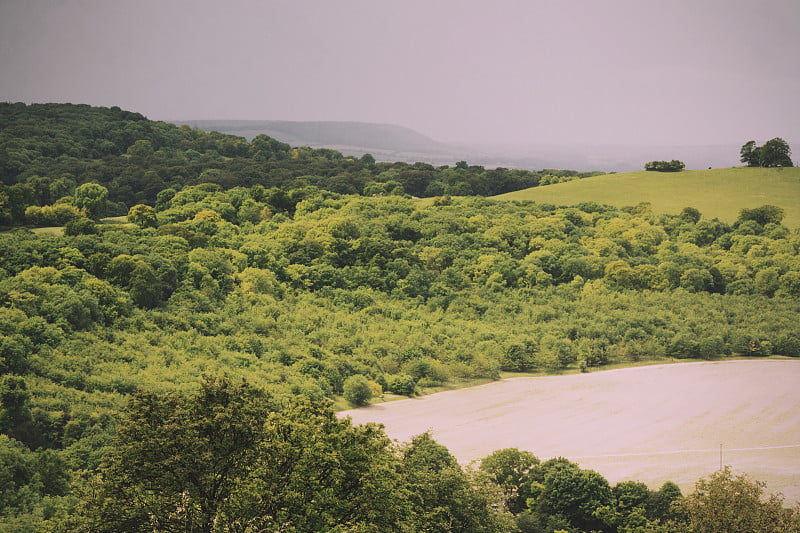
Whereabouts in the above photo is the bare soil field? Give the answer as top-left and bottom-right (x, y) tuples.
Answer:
(341, 360), (800, 502)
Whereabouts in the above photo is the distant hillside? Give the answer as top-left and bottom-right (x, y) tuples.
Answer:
(178, 119), (465, 164)
(1, 103), (574, 222)
(179, 119), (766, 172)
(494, 167), (800, 228)
(471, 143), (745, 173)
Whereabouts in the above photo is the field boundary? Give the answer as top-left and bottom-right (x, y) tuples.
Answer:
(572, 443), (800, 459)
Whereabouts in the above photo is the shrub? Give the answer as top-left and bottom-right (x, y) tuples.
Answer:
(387, 374), (417, 396)
(644, 160), (685, 172)
(342, 374), (373, 406)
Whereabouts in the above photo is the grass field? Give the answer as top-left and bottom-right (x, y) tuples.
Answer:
(493, 167), (800, 228)
(30, 226), (64, 235)
(341, 360), (800, 502)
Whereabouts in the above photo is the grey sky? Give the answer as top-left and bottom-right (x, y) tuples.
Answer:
(1, 0), (799, 146)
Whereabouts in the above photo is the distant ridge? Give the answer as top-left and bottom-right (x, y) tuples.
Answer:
(176, 119), (784, 173)
(177, 119), (460, 162)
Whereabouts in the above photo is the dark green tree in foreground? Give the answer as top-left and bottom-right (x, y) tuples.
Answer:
(479, 448), (540, 514)
(740, 138), (793, 167)
(737, 204), (785, 226)
(534, 460), (613, 532)
(401, 432), (513, 532)
(67, 377), (510, 532)
(684, 467), (800, 533)
(74, 377), (275, 532)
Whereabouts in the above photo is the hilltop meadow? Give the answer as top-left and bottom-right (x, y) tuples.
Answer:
(1, 103), (799, 532)
(495, 167), (800, 228)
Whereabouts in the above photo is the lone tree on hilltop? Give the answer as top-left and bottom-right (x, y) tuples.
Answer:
(740, 138), (793, 167)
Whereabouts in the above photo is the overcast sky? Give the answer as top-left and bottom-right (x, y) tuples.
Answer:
(2, 0), (799, 146)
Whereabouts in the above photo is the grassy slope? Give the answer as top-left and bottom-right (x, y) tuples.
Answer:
(494, 167), (800, 228)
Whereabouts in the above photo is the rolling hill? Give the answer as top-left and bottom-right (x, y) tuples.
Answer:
(493, 167), (800, 228)
(177, 119), (756, 171)
(176, 119), (465, 163)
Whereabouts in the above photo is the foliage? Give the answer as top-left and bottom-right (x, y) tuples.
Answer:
(741, 138), (793, 168)
(68, 378), (507, 532)
(644, 160), (685, 172)
(0, 434), (70, 528)
(401, 432), (513, 532)
(76, 377), (273, 532)
(71, 184), (108, 220)
(0, 102), (598, 226)
(479, 448), (540, 514)
(535, 460), (613, 531)
(495, 167), (800, 228)
(126, 204), (157, 228)
(737, 204), (785, 226)
(343, 374), (373, 406)
(479, 454), (690, 532)
(1, 101), (800, 529)
(684, 467), (800, 532)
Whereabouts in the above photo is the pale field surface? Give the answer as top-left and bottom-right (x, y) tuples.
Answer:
(340, 360), (800, 502)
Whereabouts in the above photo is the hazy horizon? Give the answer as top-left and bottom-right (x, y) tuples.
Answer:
(2, 0), (799, 148)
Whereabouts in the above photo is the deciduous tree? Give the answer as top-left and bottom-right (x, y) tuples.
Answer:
(480, 448), (540, 514)
(343, 374), (373, 406)
(127, 203), (158, 228)
(740, 138), (793, 167)
(684, 467), (800, 533)
(72, 183), (108, 219)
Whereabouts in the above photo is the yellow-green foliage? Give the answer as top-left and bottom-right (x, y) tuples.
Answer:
(494, 167), (800, 228)
(1, 190), (799, 527)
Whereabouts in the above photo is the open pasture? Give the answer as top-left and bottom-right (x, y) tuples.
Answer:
(342, 360), (800, 501)
(494, 167), (800, 228)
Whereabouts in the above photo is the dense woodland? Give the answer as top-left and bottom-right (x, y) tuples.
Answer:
(0, 102), (600, 225)
(1, 103), (800, 531)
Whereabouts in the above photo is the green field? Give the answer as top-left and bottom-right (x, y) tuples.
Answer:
(494, 167), (800, 228)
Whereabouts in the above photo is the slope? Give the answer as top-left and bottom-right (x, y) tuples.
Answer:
(177, 119), (462, 162)
(493, 167), (800, 228)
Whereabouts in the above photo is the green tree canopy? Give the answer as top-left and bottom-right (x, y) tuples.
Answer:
(127, 204), (158, 228)
(480, 448), (540, 514)
(644, 160), (685, 172)
(75, 378), (415, 532)
(684, 467), (800, 533)
(740, 138), (793, 167)
(342, 374), (373, 406)
(72, 183), (109, 219)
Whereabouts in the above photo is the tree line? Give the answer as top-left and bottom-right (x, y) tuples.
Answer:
(644, 138), (794, 172)
(5, 377), (799, 532)
(644, 160), (685, 172)
(0, 102), (602, 226)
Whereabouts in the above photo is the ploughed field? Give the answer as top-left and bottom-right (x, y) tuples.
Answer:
(341, 360), (800, 501)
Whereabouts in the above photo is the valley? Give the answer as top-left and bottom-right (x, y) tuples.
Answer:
(343, 360), (800, 502)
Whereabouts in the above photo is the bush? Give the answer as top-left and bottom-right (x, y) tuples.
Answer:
(342, 375), (373, 406)
(387, 374), (417, 396)
(64, 217), (97, 235)
(644, 160), (685, 172)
